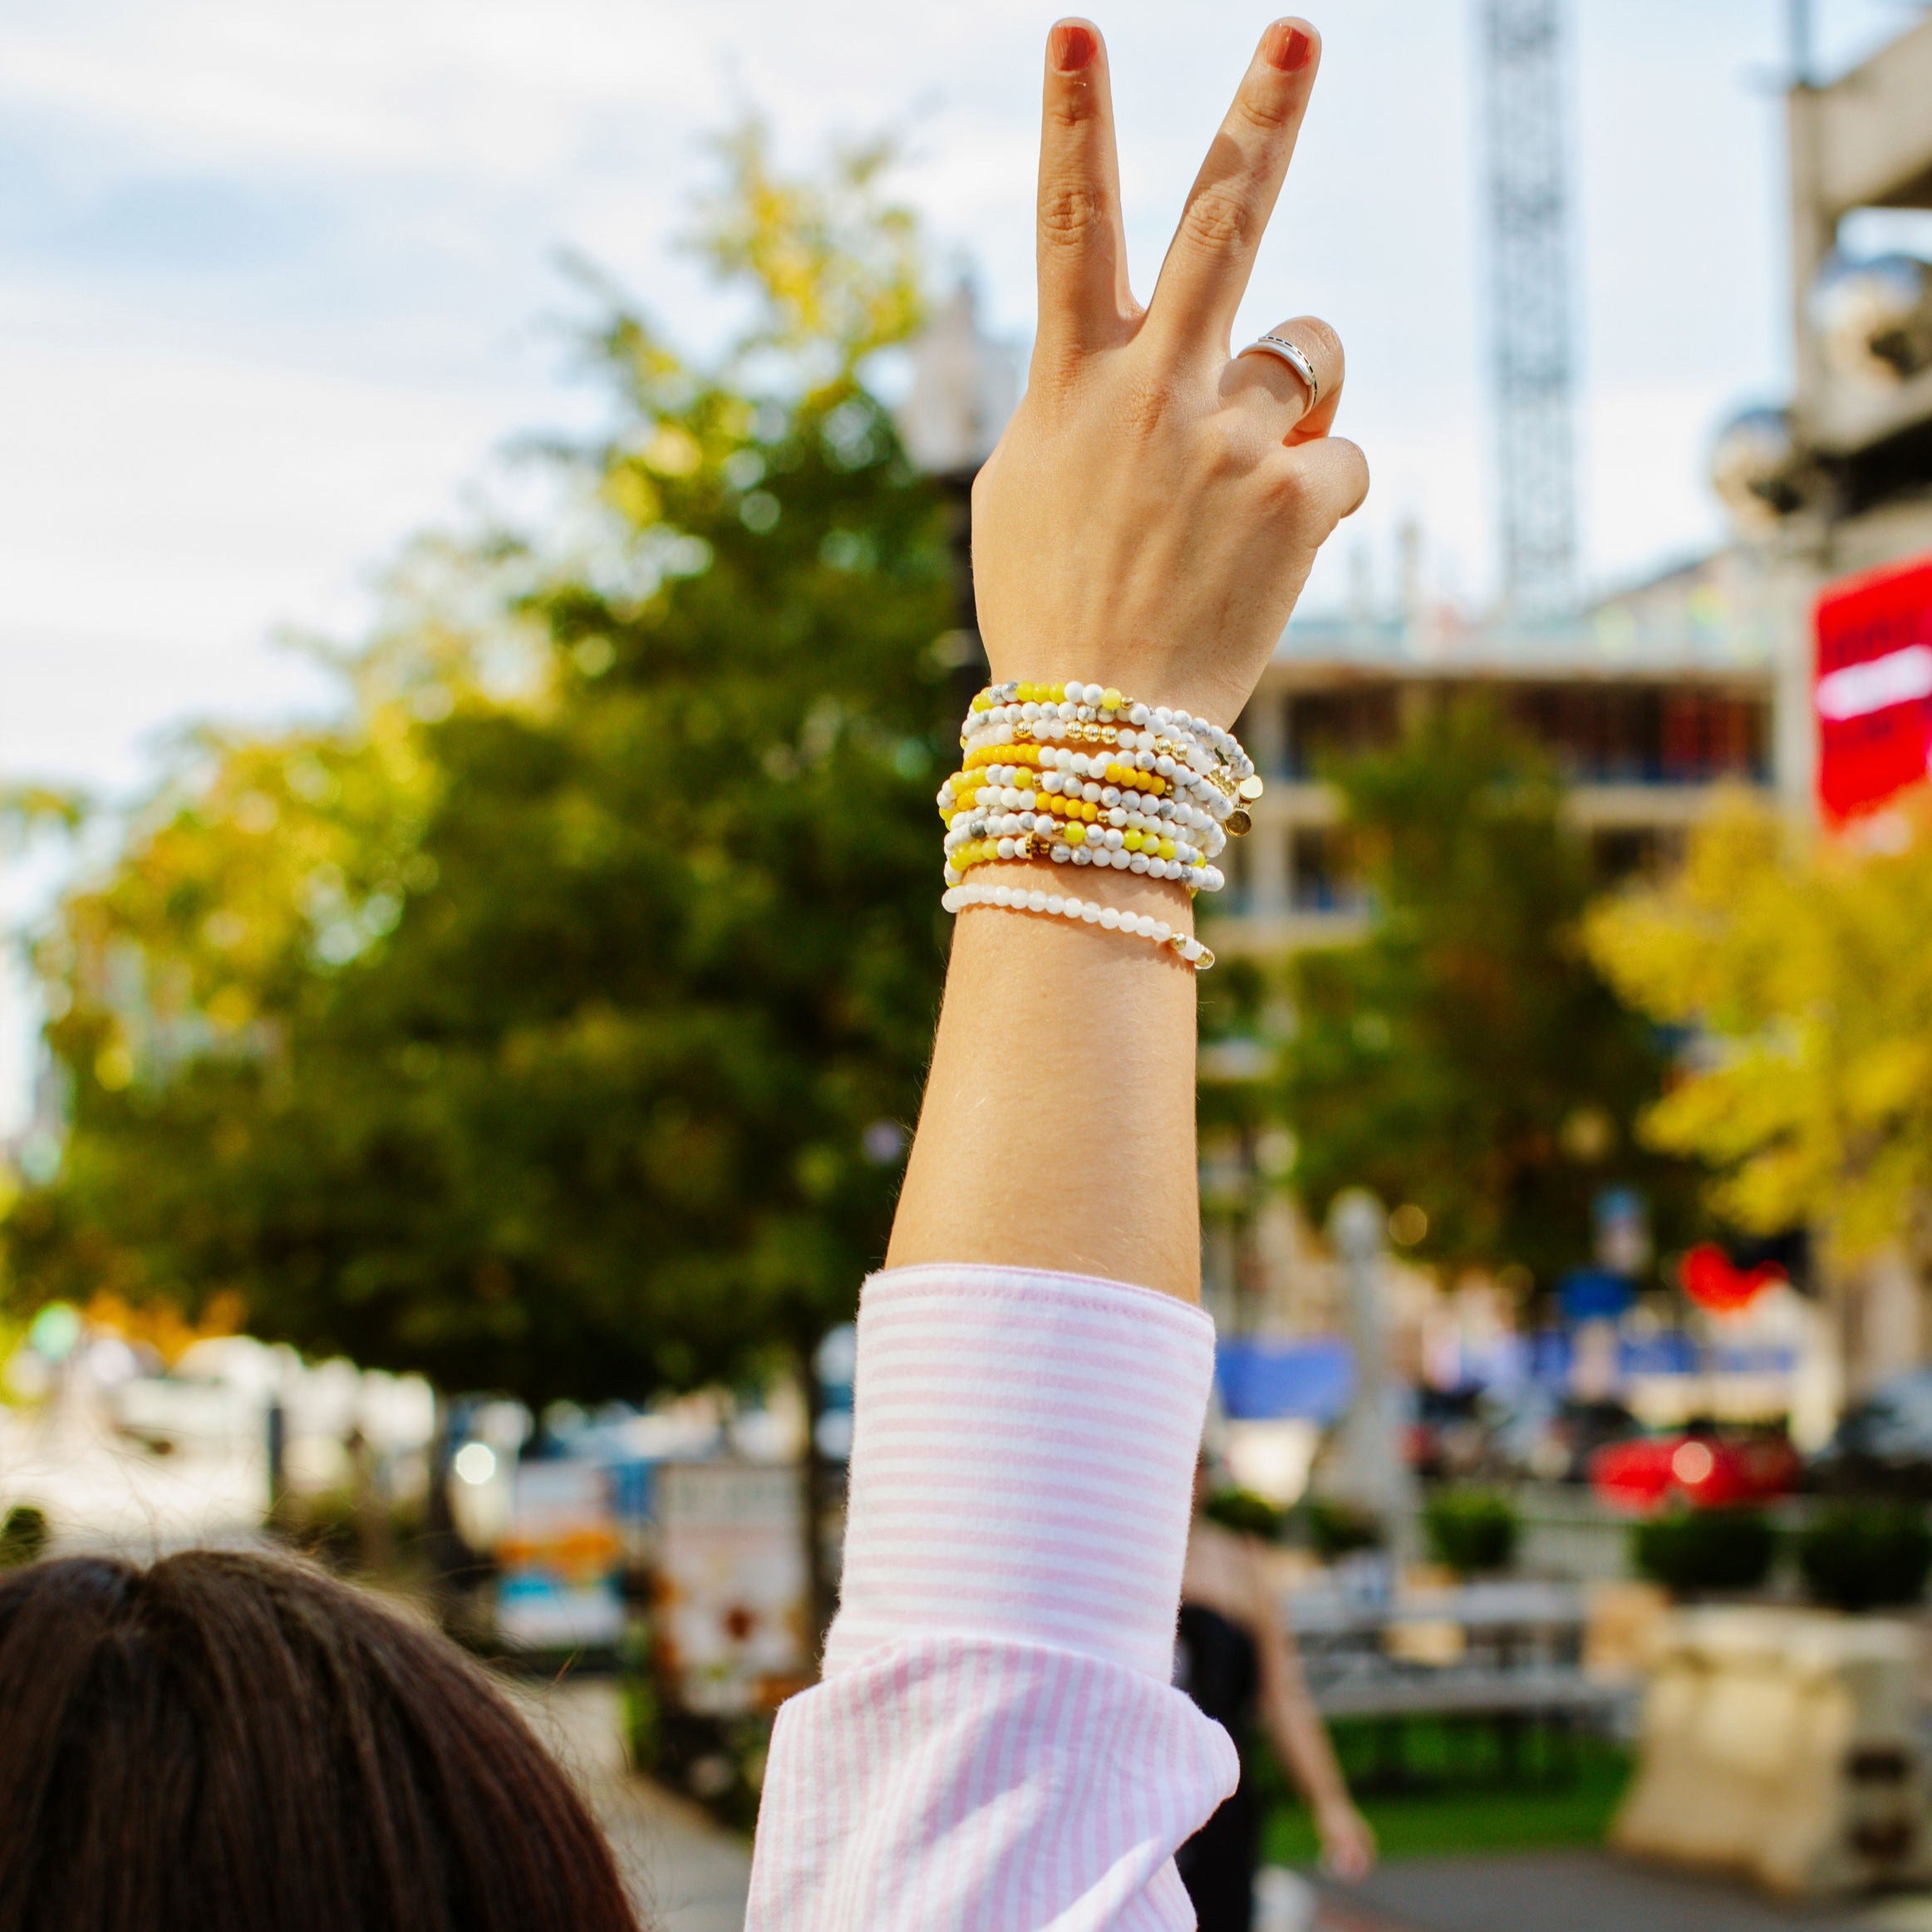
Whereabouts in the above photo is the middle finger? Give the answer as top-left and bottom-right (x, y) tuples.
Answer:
(1147, 18), (1321, 355)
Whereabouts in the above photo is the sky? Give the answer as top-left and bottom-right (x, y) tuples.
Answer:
(0, 0), (1921, 1127)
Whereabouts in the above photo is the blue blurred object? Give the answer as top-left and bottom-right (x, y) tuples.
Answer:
(1558, 1267), (1635, 1324)
(1621, 1330), (1699, 1376)
(1216, 1336), (1355, 1422)
(605, 1458), (656, 1526)
(1593, 1186), (1652, 1274)
(1527, 1327), (1572, 1384)
(814, 1324), (857, 1412)
(1709, 1342), (1797, 1374)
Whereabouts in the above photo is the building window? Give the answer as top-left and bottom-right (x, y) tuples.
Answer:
(1290, 828), (1364, 913)
(1233, 692), (1290, 780)
(1218, 834), (1250, 917)
(1508, 685), (1768, 784)
(1285, 687), (1399, 779)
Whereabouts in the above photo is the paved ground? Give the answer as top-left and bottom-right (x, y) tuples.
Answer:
(504, 1684), (1932, 1932)
(1318, 1852), (1932, 1932)
(508, 1677), (752, 1932)
(594, 1777), (755, 1932)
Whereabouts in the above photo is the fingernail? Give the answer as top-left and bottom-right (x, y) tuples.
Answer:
(1264, 21), (1315, 71)
(1052, 22), (1097, 72)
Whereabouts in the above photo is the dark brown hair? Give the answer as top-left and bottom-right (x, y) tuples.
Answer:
(0, 1551), (643, 1932)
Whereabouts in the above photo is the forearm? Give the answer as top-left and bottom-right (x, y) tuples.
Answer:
(886, 861), (1201, 1299)
(1268, 1684), (1353, 1816)
(1254, 1591), (1354, 1816)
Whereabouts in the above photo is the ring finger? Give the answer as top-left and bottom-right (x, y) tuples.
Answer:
(1225, 314), (1345, 443)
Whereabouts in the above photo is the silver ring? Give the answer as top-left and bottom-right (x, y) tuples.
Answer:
(1239, 332), (1319, 412)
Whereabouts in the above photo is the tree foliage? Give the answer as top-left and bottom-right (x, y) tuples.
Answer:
(1275, 701), (1696, 1290)
(1586, 794), (1932, 1262)
(689, 123), (923, 376)
(2, 129), (957, 1402)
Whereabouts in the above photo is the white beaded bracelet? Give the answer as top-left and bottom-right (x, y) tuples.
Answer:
(941, 881), (1216, 970)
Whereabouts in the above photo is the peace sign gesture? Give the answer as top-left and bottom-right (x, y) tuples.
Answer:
(971, 17), (1367, 730)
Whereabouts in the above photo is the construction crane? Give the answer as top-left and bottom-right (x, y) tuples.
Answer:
(1479, 0), (1578, 619)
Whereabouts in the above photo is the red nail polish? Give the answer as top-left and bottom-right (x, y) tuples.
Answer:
(1265, 22), (1314, 71)
(1052, 22), (1096, 72)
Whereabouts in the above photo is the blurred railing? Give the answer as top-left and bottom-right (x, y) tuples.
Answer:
(1510, 1482), (1639, 1582)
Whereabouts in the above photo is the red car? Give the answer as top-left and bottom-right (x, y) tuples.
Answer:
(1590, 1429), (1802, 1513)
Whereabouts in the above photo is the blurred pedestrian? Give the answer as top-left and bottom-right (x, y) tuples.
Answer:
(1177, 1464), (1376, 1928)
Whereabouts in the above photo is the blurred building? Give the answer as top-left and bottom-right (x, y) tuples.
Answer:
(1216, 10), (1932, 964)
(1212, 555), (1780, 953)
(897, 279), (1019, 484)
(1713, 11), (1932, 819)
(1204, 13), (1932, 1384)
(1199, 559), (1782, 1349)
(1783, 11), (1932, 563)
(1213, 10), (1932, 976)
(1723, 13), (1932, 1393)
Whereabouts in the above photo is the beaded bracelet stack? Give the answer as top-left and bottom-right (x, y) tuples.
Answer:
(935, 680), (1265, 971)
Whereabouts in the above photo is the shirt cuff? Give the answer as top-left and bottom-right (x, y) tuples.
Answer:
(823, 1262), (1216, 1685)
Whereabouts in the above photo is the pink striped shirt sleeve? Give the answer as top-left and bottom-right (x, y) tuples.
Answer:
(746, 1263), (1238, 1930)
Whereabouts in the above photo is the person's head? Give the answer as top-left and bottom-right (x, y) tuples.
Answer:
(0, 1549), (642, 1932)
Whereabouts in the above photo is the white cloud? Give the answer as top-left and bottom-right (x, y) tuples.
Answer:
(0, 338), (535, 783)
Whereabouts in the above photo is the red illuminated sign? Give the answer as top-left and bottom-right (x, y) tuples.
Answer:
(1815, 554), (1932, 823)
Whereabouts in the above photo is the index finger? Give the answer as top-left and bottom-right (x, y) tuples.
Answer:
(1034, 19), (1134, 374)
(1147, 19), (1321, 354)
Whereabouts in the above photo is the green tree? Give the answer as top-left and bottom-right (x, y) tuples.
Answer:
(1271, 701), (1696, 1290)
(3, 125), (957, 1404)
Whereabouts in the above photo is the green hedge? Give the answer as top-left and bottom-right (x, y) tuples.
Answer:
(1796, 1503), (1932, 1612)
(1423, 1488), (1520, 1577)
(1304, 1497), (1384, 1561)
(1631, 1507), (1777, 1595)
(1202, 1486), (1285, 1540)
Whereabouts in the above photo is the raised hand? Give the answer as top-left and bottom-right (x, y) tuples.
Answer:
(890, 18), (1360, 1297)
(971, 17), (1366, 728)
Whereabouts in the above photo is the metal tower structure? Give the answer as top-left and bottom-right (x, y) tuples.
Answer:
(1479, 0), (1578, 618)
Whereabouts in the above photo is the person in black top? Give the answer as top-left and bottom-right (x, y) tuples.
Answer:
(1176, 1466), (1374, 1930)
